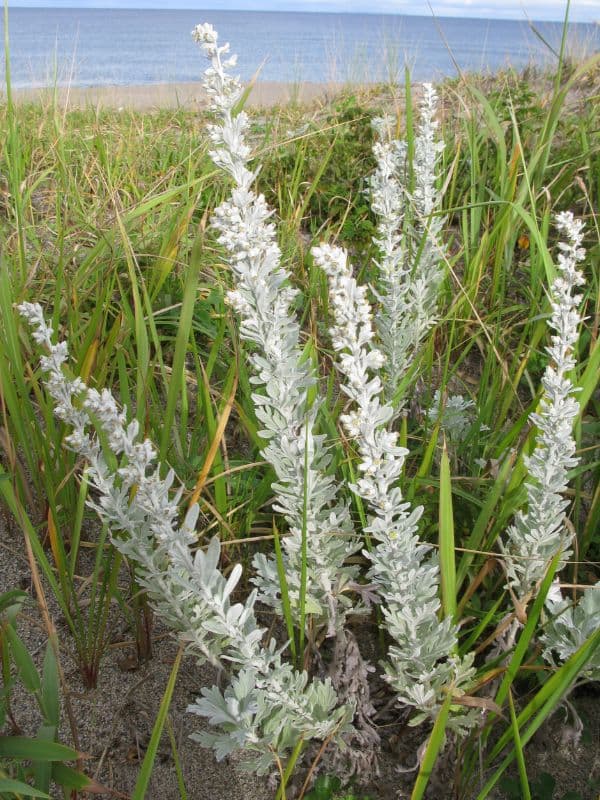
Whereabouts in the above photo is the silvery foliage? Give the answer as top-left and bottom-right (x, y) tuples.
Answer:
(369, 85), (446, 403)
(192, 22), (361, 635)
(501, 212), (586, 600)
(18, 302), (352, 775)
(428, 390), (476, 445)
(197, 21), (476, 733)
(312, 244), (475, 729)
(542, 581), (600, 680)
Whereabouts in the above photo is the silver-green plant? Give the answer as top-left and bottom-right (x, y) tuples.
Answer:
(196, 23), (473, 735)
(501, 211), (586, 602)
(192, 23), (361, 638)
(312, 243), (475, 729)
(542, 580), (600, 681)
(427, 390), (477, 446)
(369, 85), (446, 404)
(17, 302), (352, 777)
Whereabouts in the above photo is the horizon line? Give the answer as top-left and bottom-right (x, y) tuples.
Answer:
(5, 4), (598, 25)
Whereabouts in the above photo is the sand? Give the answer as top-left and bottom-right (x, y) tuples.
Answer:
(8, 80), (347, 110)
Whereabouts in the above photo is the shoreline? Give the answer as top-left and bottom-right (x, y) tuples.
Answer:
(6, 80), (354, 110)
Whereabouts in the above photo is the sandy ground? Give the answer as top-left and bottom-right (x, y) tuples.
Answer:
(8, 80), (347, 110)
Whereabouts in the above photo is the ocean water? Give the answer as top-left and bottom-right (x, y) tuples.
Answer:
(1, 7), (598, 89)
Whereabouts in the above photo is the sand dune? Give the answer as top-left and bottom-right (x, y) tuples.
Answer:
(9, 80), (347, 110)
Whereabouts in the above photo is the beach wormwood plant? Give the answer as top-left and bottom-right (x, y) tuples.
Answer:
(312, 243), (475, 727)
(17, 21), (596, 797)
(17, 301), (352, 777)
(501, 212), (586, 601)
(193, 20), (474, 738)
(194, 22), (362, 640)
(369, 87), (446, 405)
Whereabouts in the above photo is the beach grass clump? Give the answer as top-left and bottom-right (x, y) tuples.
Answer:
(258, 92), (379, 249)
(1, 17), (599, 800)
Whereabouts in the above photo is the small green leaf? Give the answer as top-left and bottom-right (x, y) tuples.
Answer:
(41, 645), (60, 727)
(0, 736), (79, 761)
(6, 625), (41, 694)
(0, 778), (50, 797)
(0, 590), (28, 618)
(531, 772), (555, 798)
(51, 763), (92, 791)
(304, 774), (342, 800)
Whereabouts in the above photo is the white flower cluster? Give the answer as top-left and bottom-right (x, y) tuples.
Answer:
(369, 84), (446, 403)
(194, 23), (361, 635)
(501, 212), (586, 599)
(18, 301), (351, 775)
(312, 244), (474, 726)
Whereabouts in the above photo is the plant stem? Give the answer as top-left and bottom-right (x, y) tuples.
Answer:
(275, 738), (305, 800)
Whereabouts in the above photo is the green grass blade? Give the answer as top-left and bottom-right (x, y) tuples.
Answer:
(298, 420), (310, 667)
(41, 644), (60, 728)
(32, 724), (56, 794)
(0, 737), (79, 761)
(131, 645), (184, 800)
(508, 689), (531, 800)
(439, 442), (457, 622)
(115, 211), (150, 433)
(159, 231), (202, 462)
(407, 421), (440, 503)
(5, 623), (41, 695)
(456, 453), (515, 591)
(50, 763), (93, 792)
(166, 717), (188, 800)
(410, 691), (453, 800)
(0, 778), (50, 798)
(272, 521), (297, 664)
(577, 336), (600, 416)
(495, 549), (561, 710)
(478, 627), (600, 799)
(69, 468), (89, 579)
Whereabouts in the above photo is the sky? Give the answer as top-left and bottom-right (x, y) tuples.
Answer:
(6, 0), (599, 23)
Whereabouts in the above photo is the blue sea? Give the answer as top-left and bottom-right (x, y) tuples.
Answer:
(1, 7), (599, 88)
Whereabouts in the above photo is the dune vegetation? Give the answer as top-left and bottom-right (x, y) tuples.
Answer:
(1, 17), (599, 800)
